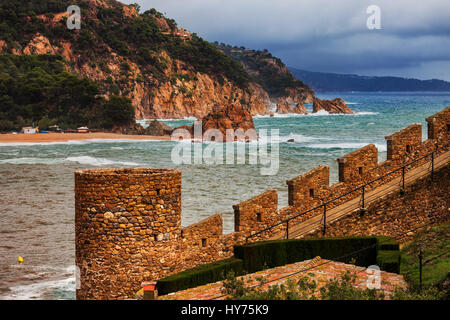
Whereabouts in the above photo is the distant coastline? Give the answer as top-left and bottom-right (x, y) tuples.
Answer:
(289, 67), (450, 92)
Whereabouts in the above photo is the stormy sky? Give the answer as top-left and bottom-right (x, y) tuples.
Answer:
(122, 0), (450, 80)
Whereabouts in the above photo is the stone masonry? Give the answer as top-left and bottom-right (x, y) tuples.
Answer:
(75, 107), (449, 299)
(75, 168), (182, 299)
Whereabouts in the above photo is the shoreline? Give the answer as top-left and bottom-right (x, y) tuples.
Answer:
(0, 132), (171, 144)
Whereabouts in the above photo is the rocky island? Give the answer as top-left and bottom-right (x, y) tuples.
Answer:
(312, 98), (355, 114)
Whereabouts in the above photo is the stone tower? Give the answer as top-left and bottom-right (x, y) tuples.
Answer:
(75, 168), (181, 300)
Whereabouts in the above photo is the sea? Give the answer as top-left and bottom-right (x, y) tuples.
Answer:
(0, 92), (449, 299)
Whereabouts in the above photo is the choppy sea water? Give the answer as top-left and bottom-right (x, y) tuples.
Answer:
(0, 92), (449, 299)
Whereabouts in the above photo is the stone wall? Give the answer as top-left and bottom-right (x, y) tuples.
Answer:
(233, 190), (278, 235)
(181, 214), (222, 247)
(75, 107), (449, 299)
(337, 144), (378, 183)
(287, 165), (330, 209)
(385, 124), (422, 163)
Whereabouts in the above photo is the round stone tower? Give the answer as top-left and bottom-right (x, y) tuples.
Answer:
(75, 168), (182, 300)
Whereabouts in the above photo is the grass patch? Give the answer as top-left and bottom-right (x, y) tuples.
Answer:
(400, 223), (450, 290)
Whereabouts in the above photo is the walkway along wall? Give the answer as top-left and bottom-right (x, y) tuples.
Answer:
(75, 107), (449, 299)
(306, 162), (450, 241)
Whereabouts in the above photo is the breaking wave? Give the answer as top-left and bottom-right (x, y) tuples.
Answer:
(0, 156), (141, 166)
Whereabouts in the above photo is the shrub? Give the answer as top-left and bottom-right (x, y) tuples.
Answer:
(377, 250), (401, 274)
(222, 271), (385, 300)
(377, 236), (400, 251)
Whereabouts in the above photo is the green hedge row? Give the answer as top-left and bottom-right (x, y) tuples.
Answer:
(156, 258), (244, 295)
(376, 236), (400, 251)
(234, 237), (382, 273)
(377, 250), (401, 274)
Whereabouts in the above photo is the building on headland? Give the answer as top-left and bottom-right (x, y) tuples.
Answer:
(175, 28), (191, 40)
(75, 106), (449, 300)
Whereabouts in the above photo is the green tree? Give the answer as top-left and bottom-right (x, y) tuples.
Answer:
(101, 95), (135, 129)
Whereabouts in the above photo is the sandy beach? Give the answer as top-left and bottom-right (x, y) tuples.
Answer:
(0, 132), (171, 143)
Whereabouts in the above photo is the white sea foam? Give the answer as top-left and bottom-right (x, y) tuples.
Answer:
(65, 156), (141, 166)
(0, 157), (64, 165)
(1, 276), (75, 300)
(354, 112), (378, 115)
(253, 111), (378, 119)
(307, 142), (387, 152)
(0, 156), (141, 166)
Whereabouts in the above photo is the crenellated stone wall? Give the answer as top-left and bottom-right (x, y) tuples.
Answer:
(337, 144), (378, 183)
(307, 162), (450, 242)
(75, 107), (449, 299)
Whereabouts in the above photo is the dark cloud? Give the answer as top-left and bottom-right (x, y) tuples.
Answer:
(122, 0), (450, 80)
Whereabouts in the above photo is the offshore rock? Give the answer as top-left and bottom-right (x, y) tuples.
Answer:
(312, 98), (354, 114)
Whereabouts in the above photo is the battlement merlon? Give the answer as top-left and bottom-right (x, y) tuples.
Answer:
(233, 190), (278, 234)
(385, 124), (422, 162)
(337, 144), (378, 183)
(426, 106), (450, 141)
(286, 165), (330, 207)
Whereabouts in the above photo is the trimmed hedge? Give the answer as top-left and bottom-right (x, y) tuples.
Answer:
(156, 258), (244, 295)
(234, 237), (381, 273)
(377, 250), (401, 274)
(234, 236), (400, 274)
(376, 236), (400, 251)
